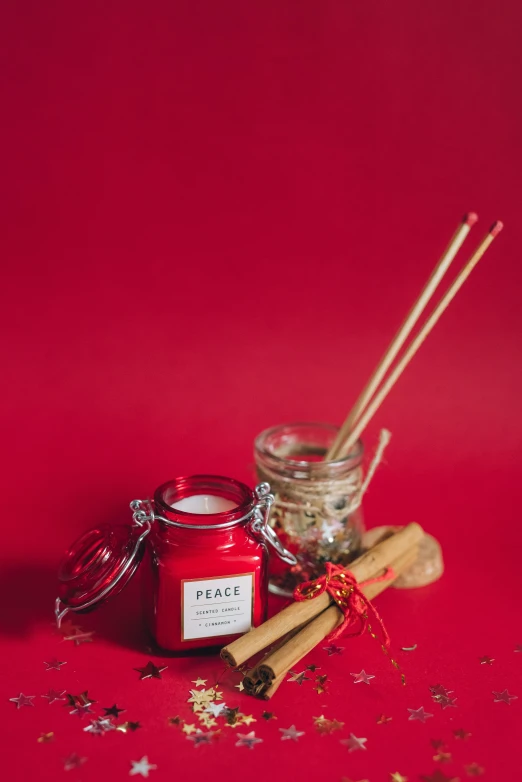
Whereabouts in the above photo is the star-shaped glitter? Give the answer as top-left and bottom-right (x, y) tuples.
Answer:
(187, 729), (216, 746)
(493, 689), (517, 704)
(192, 678), (207, 687)
(262, 711), (276, 720)
(433, 749), (452, 763)
(168, 716), (182, 726)
(63, 630), (95, 645)
(408, 707), (433, 722)
(117, 721), (141, 733)
(465, 762), (485, 776)
(434, 694), (457, 710)
(420, 771), (459, 782)
(313, 714), (344, 735)
(314, 683), (327, 695)
(377, 714), (392, 724)
(9, 693), (35, 709)
(57, 619), (82, 636)
(235, 681), (245, 692)
(182, 723), (197, 735)
(287, 670), (311, 685)
(351, 670), (375, 685)
(514, 645), (522, 653)
(279, 725), (305, 741)
(103, 703), (125, 717)
(205, 702), (227, 718)
(44, 658), (67, 671)
(340, 733), (367, 752)
(240, 714), (256, 726)
(37, 732), (55, 743)
(84, 717), (115, 735)
(390, 774), (408, 782)
(323, 643), (344, 656)
(479, 655), (494, 665)
(130, 756), (157, 777)
(70, 704), (94, 719)
(429, 684), (452, 697)
(453, 728), (471, 740)
(42, 688), (66, 705)
(134, 661), (167, 680)
(77, 690), (97, 705)
(63, 753), (86, 771)
(235, 731), (263, 749)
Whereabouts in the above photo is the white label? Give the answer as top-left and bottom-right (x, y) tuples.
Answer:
(182, 573), (254, 641)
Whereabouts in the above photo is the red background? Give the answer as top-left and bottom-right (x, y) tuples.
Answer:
(1, 1), (521, 780)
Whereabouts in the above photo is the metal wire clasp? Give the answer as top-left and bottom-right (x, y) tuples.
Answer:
(251, 482), (297, 566)
(130, 499), (155, 527)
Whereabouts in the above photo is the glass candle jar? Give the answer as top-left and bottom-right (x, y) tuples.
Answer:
(254, 423), (365, 596)
(55, 475), (295, 653)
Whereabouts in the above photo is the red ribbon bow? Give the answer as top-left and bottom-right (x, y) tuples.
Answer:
(293, 562), (394, 644)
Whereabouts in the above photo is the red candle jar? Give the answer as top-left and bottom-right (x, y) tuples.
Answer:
(55, 476), (296, 653)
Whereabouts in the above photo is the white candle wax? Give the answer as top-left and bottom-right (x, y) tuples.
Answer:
(170, 494), (237, 514)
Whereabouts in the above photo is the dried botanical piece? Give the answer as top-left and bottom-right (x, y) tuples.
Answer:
(279, 725), (305, 741)
(37, 732), (55, 743)
(235, 732), (263, 749)
(130, 756), (157, 777)
(134, 662), (167, 680)
(453, 728), (471, 740)
(407, 706), (433, 722)
(41, 688), (66, 704)
(465, 762), (485, 776)
(44, 658), (67, 671)
(492, 689), (517, 704)
(340, 733), (367, 752)
(9, 693), (35, 709)
(351, 670), (375, 685)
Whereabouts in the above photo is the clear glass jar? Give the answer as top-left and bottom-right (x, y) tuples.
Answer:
(254, 423), (365, 596)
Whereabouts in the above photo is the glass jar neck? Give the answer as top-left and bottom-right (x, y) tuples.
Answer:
(153, 475), (256, 529)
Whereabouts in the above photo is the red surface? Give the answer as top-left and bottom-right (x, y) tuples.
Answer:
(1, 1), (521, 780)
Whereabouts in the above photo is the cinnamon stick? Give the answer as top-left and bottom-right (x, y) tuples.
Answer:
(221, 522), (423, 668)
(257, 545), (418, 686)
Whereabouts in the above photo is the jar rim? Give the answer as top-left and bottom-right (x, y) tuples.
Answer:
(154, 474), (256, 529)
(254, 421), (363, 471)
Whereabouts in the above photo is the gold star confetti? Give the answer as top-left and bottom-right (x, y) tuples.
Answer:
(479, 655), (494, 665)
(116, 721), (141, 733)
(240, 714), (256, 726)
(454, 728), (471, 740)
(235, 681), (245, 692)
(182, 723), (197, 735)
(465, 763), (485, 776)
(433, 750), (452, 763)
(168, 716), (182, 726)
(262, 711), (276, 720)
(63, 753), (87, 771)
(390, 774), (408, 782)
(313, 715), (344, 735)
(192, 678), (207, 687)
(314, 684), (327, 695)
(134, 661), (167, 680)
(493, 689), (517, 704)
(420, 772), (459, 782)
(377, 714), (392, 724)
(37, 732), (54, 743)
(44, 658), (67, 671)
(199, 715), (218, 729)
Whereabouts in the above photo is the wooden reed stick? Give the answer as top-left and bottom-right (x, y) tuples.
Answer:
(335, 222), (503, 459)
(326, 213), (478, 461)
(221, 522), (423, 668)
(257, 545), (419, 686)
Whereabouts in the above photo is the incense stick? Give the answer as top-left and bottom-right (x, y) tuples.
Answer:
(334, 221), (503, 459)
(326, 213), (479, 461)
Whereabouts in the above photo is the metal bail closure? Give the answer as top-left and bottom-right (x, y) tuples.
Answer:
(55, 507), (151, 628)
(251, 482), (297, 566)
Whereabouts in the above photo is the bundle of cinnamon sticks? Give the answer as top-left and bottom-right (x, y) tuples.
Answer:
(221, 522), (424, 699)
